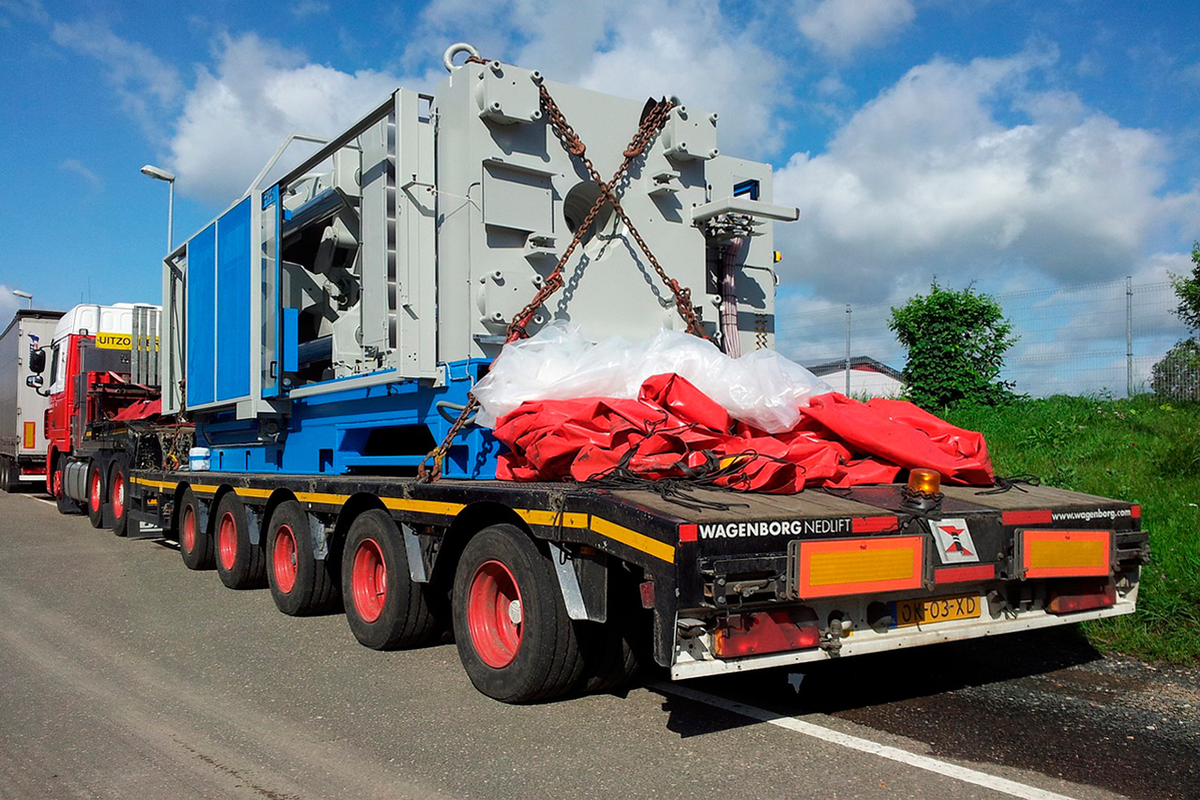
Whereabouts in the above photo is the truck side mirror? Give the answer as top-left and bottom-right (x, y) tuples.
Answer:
(26, 374), (43, 389)
(29, 348), (46, 374)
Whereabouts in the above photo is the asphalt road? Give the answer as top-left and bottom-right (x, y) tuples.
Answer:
(0, 490), (1195, 800)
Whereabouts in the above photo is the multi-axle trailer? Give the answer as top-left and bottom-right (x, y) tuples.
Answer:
(118, 468), (1144, 702)
(31, 44), (1145, 703)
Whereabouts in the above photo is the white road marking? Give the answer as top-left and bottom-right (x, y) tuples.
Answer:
(651, 682), (1080, 800)
(24, 496), (56, 507)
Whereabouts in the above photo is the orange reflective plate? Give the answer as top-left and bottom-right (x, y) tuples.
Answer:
(1022, 530), (1110, 578)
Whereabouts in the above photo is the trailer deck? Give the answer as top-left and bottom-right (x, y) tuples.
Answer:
(127, 470), (1145, 679)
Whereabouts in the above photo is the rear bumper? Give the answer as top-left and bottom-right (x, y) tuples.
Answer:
(670, 584), (1137, 680)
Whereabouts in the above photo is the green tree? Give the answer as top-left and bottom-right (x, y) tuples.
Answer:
(1169, 242), (1200, 332)
(1151, 339), (1200, 401)
(889, 282), (1018, 409)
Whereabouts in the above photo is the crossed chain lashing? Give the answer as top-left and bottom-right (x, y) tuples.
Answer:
(418, 58), (705, 481)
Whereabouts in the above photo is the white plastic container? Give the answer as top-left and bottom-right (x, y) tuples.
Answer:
(188, 447), (211, 471)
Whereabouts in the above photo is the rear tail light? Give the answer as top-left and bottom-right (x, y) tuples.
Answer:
(713, 608), (819, 658)
(1047, 579), (1116, 614)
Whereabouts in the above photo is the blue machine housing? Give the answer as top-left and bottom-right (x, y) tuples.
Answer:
(196, 358), (500, 479)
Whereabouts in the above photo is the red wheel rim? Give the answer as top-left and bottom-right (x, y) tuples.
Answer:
(111, 471), (124, 519)
(90, 469), (102, 513)
(273, 524), (298, 594)
(181, 505), (196, 553)
(467, 560), (523, 669)
(218, 511), (237, 571)
(53, 468), (63, 498)
(351, 537), (387, 623)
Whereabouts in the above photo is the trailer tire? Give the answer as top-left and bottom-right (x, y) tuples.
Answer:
(53, 461), (82, 515)
(578, 573), (644, 694)
(452, 525), (585, 704)
(109, 459), (129, 537)
(342, 510), (438, 650)
(0, 455), (15, 494)
(87, 461), (106, 529)
(0, 456), (17, 493)
(214, 493), (267, 589)
(178, 487), (213, 570)
(267, 500), (340, 616)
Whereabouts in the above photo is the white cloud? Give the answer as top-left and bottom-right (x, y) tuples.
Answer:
(0, 0), (48, 25)
(796, 0), (916, 59)
(572, 7), (788, 157)
(0, 286), (20, 325)
(290, 0), (329, 18)
(169, 33), (416, 203)
(51, 20), (181, 135)
(774, 50), (1199, 304)
(59, 158), (103, 190)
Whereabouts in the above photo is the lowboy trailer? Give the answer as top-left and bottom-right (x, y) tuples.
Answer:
(40, 44), (1145, 703)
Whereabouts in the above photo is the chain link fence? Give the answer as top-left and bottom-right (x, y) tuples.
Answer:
(776, 278), (1194, 399)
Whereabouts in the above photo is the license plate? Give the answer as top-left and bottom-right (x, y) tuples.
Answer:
(890, 593), (981, 628)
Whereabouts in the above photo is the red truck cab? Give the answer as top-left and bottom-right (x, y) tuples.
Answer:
(33, 304), (161, 530)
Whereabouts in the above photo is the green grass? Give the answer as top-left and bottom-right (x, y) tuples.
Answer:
(943, 395), (1200, 664)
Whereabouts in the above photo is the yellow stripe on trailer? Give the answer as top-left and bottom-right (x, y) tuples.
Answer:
(129, 476), (671, 563)
(516, 508), (589, 529)
(590, 516), (675, 563)
(382, 497), (466, 516)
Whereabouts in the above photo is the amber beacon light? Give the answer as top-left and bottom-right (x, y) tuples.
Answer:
(901, 467), (943, 512)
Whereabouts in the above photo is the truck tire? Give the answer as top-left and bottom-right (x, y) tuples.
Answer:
(452, 524), (585, 703)
(266, 500), (340, 616)
(341, 509), (438, 650)
(87, 461), (106, 529)
(214, 493), (267, 589)
(178, 486), (214, 570)
(109, 459), (129, 536)
(53, 461), (82, 515)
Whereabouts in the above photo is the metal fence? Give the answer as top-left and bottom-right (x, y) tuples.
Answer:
(776, 278), (1194, 399)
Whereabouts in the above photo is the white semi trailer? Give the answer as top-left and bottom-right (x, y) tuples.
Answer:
(0, 309), (63, 491)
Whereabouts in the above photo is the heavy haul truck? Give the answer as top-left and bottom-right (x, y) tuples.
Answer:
(29, 44), (1146, 703)
(25, 302), (167, 531)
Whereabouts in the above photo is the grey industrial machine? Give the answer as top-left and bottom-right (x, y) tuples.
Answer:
(161, 43), (797, 477)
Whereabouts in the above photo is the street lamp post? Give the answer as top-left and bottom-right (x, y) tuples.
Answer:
(140, 164), (176, 252)
(11, 290), (32, 309)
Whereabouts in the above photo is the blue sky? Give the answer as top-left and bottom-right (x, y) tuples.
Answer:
(1, 0), (1198, 342)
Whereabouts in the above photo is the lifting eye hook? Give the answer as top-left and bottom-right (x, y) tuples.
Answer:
(443, 42), (481, 73)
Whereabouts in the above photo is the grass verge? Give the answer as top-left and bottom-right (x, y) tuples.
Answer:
(944, 395), (1200, 664)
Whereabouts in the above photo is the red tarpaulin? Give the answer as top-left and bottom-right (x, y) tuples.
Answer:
(492, 373), (993, 493)
(111, 398), (161, 422)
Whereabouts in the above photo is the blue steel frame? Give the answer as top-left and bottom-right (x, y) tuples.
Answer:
(195, 357), (499, 479)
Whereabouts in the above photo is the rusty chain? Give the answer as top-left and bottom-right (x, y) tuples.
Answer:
(419, 58), (704, 481)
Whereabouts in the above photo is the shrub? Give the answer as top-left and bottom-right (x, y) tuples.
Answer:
(1150, 338), (1200, 401)
(889, 282), (1018, 409)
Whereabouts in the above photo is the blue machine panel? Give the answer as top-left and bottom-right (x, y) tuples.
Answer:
(281, 307), (299, 373)
(186, 223), (216, 408)
(216, 198), (252, 401)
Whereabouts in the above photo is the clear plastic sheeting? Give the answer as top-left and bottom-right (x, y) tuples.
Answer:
(472, 324), (832, 433)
